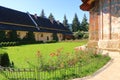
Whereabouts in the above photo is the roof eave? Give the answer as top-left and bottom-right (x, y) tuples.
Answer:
(80, 0), (96, 11)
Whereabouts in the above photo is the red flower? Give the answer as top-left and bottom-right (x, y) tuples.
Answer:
(36, 50), (41, 57)
(50, 53), (55, 57)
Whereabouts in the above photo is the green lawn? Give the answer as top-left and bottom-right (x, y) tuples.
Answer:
(0, 40), (111, 80)
(0, 40), (87, 68)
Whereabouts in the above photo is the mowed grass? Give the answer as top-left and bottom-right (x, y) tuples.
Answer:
(0, 40), (111, 80)
(0, 40), (88, 68)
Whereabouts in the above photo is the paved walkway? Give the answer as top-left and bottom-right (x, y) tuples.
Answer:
(73, 51), (120, 80)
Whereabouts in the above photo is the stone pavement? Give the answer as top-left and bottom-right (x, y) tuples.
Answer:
(73, 51), (120, 80)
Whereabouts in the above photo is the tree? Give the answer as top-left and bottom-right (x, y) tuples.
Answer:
(73, 31), (84, 39)
(81, 14), (89, 31)
(72, 13), (80, 32)
(63, 15), (69, 27)
(0, 30), (6, 42)
(40, 9), (46, 18)
(9, 30), (18, 41)
(23, 31), (35, 42)
(48, 13), (55, 21)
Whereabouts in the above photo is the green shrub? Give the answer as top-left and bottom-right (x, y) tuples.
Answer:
(0, 41), (44, 47)
(83, 33), (89, 39)
(53, 33), (58, 42)
(46, 40), (57, 43)
(0, 52), (10, 67)
(73, 31), (84, 39)
(0, 30), (6, 42)
(23, 31), (35, 42)
(0, 42), (18, 47)
(73, 31), (89, 39)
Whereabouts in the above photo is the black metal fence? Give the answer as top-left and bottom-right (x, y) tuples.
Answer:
(0, 65), (83, 80)
(0, 57), (108, 80)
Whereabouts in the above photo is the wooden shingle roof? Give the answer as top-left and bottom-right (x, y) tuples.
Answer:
(0, 6), (72, 35)
(80, 0), (96, 11)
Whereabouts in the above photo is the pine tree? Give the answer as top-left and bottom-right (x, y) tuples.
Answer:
(63, 15), (68, 27)
(72, 13), (80, 32)
(40, 9), (45, 18)
(81, 14), (89, 31)
(48, 13), (55, 21)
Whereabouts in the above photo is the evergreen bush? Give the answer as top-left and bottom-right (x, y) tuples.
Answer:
(0, 30), (6, 42)
(0, 52), (10, 67)
(53, 33), (58, 41)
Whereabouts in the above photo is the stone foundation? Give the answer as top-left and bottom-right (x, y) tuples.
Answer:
(87, 40), (98, 48)
(98, 40), (120, 51)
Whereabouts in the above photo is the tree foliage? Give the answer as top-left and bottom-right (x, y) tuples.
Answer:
(73, 31), (89, 39)
(48, 13), (55, 21)
(0, 30), (6, 42)
(40, 9), (46, 18)
(72, 13), (80, 32)
(63, 15), (69, 27)
(8, 30), (19, 41)
(23, 31), (35, 42)
(81, 14), (89, 31)
(71, 14), (89, 32)
(73, 31), (84, 39)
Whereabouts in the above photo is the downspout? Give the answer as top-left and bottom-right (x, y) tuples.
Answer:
(27, 12), (40, 30)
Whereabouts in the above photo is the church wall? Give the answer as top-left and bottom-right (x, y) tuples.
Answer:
(87, 0), (120, 51)
(98, 0), (120, 50)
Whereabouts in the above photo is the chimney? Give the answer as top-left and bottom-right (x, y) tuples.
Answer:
(50, 19), (54, 24)
(57, 20), (60, 24)
(34, 14), (37, 19)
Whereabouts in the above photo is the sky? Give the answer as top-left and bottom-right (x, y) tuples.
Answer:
(0, 0), (89, 24)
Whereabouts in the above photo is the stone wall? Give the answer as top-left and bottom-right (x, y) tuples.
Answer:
(17, 31), (27, 39)
(4, 30), (63, 42)
(88, 0), (120, 51)
(34, 32), (53, 42)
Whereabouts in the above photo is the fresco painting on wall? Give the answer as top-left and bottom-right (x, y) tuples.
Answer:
(111, 0), (120, 39)
(102, 0), (110, 39)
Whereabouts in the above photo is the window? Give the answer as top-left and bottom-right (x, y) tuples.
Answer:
(41, 34), (43, 37)
(6, 31), (11, 38)
(47, 36), (49, 40)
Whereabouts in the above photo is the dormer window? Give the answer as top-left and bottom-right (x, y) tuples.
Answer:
(34, 14), (37, 19)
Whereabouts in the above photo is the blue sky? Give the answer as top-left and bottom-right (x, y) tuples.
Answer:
(0, 0), (89, 23)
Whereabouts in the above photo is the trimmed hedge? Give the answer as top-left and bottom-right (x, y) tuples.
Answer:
(0, 52), (10, 67)
(0, 40), (60, 47)
(0, 41), (44, 47)
(0, 42), (18, 47)
(46, 40), (57, 43)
